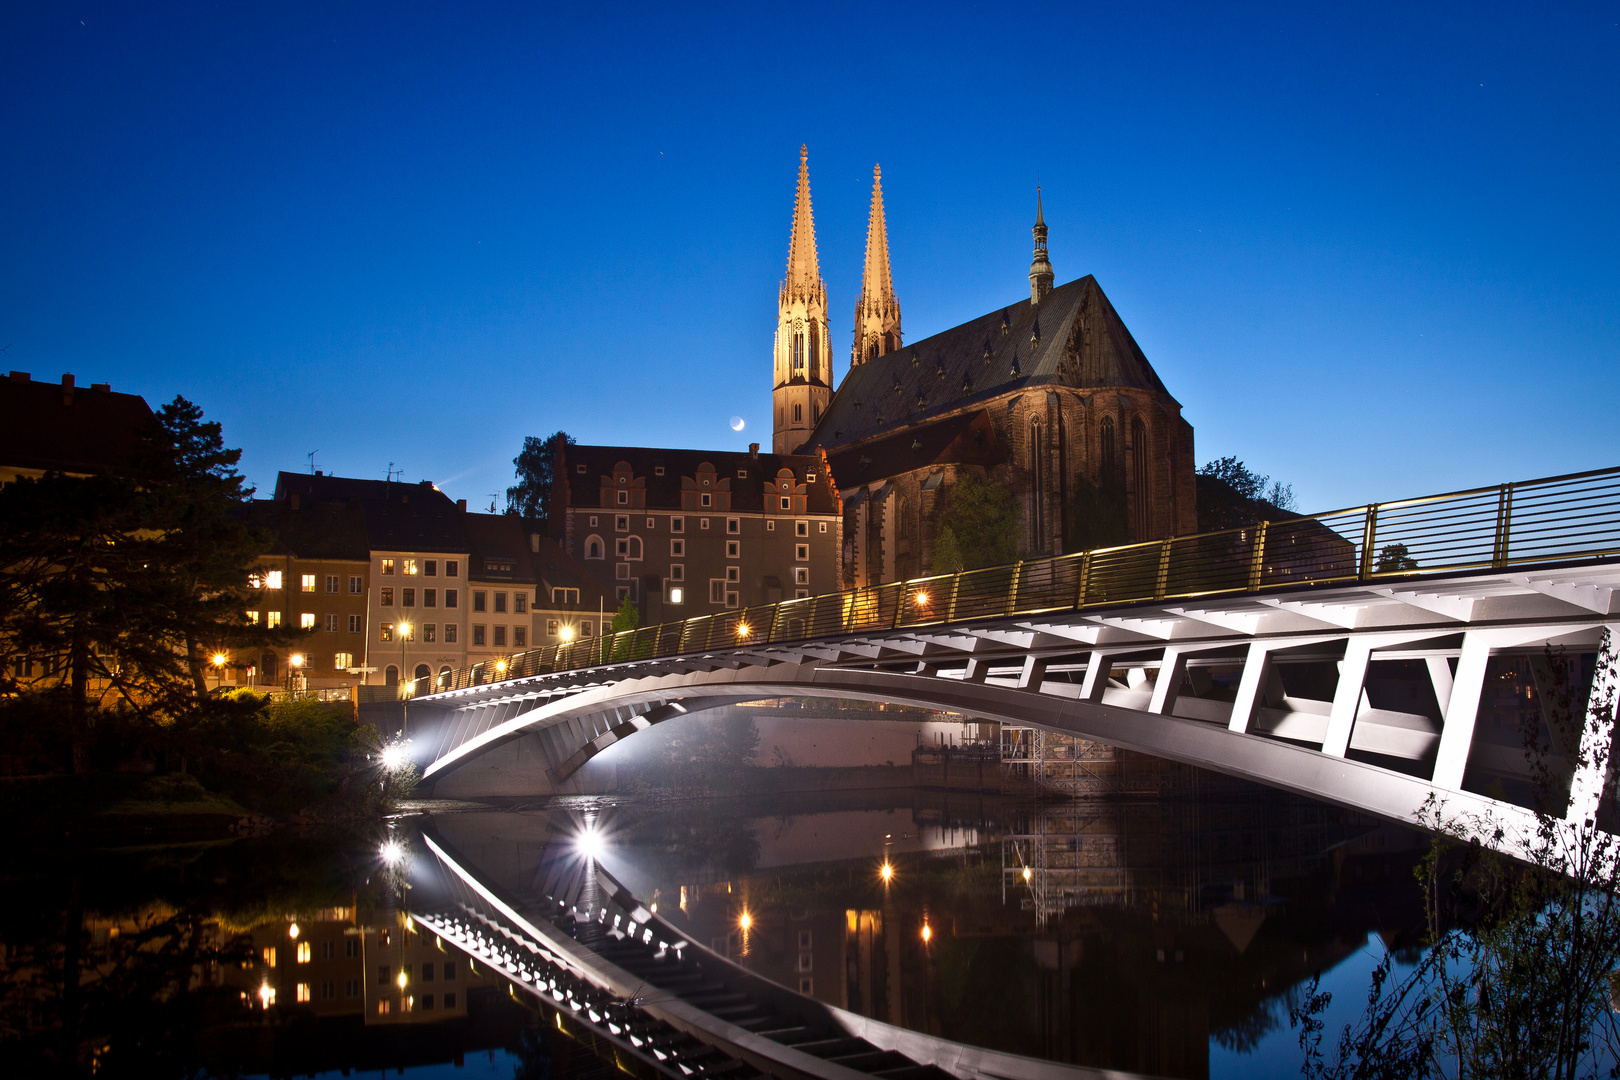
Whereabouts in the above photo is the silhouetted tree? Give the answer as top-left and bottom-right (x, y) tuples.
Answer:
(507, 431), (575, 533)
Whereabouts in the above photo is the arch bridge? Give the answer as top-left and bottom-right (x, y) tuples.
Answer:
(405, 467), (1620, 843)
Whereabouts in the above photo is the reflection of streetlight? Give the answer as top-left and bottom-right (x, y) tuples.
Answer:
(396, 621), (412, 736)
(880, 861), (894, 885)
(396, 970), (409, 990)
(738, 911), (752, 931)
(1022, 866), (1032, 883)
(921, 922), (932, 943)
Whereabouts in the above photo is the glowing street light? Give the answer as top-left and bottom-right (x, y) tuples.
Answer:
(921, 922), (932, 943)
(1022, 866), (1032, 883)
(914, 591), (930, 609)
(397, 970), (409, 989)
(380, 839), (404, 866)
(738, 911), (752, 932)
(735, 621), (751, 641)
(288, 923), (300, 940)
(380, 743), (407, 772)
(495, 658), (508, 676)
(211, 652), (228, 689)
(559, 625), (575, 643)
(880, 861), (894, 885)
(577, 826), (605, 861)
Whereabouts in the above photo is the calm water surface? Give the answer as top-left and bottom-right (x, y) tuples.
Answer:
(3, 777), (1426, 1079)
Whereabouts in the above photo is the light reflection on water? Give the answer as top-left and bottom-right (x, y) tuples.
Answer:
(427, 784), (1427, 1080)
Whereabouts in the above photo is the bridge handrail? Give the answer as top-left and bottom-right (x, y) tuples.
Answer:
(425, 464), (1620, 695)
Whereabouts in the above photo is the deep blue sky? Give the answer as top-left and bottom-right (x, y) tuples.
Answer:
(4, 2), (1617, 513)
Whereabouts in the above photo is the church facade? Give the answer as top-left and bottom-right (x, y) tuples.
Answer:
(775, 151), (1198, 588)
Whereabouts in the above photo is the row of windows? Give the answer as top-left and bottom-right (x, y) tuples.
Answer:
(380, 558), (458, 577)
(252, 571), (367, 594)
(381, 587), (458, 609)
(590, 536), (817, 561)
(380, 622), (459, 644)
(376, 961), (457, 983)
(588, 515), (826, 536)
(247, 612), (365, 634)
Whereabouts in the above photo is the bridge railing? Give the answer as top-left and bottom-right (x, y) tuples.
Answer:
(426, 465), (1620, 695)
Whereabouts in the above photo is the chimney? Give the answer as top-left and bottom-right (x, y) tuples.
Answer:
(456, 498), (467, 512)
(91, 383), (110, 392)
(8, 371), (29, 383)
(61, 373), (74, 406)
(530, 532), (540, 553)
(749, 442), (759, 458)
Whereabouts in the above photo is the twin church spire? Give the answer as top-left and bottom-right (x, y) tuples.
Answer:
(772, 148), (1054, 453)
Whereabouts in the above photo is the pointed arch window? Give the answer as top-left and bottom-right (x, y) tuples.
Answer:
(808, 322), (820, 377)
(867, 337), (878, 362)
(1100, 416), (1117, 478)
(883, 332), (895, 355)
(1131, 416), (1150, 540)
(1030, 420), (1046, 551)
(793, 332), (806, 374)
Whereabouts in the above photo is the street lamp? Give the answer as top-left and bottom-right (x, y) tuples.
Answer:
(396, 621), (412, 737)
(288, 653), (304, 693)
(211, 652), (227, 689)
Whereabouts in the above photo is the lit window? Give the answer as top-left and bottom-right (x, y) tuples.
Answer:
(249, 572), (263, 589)
(668, 586), (684, 604)
(267, 612), (282, 629)
(335, 652), (353, 670)
(348, 615), (361, 633)
(297, 942), (312, 963)
(380, 624), (393, 642)
(263, 947), (277, 967)
(325, 575), (338, 593)
(381, 559), (394, 576)
(377, 999), (391, 1015)
(547, 619), (560, 635)
(247, 611), (260, 624)
(403, 559), (418, 576)
(795, 544), (809, 561)
(300, 613), (316, 629)
(266, 570), (284, 590)
(300, 574), (316, 592)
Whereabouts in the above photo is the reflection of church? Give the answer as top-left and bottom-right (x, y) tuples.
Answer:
(772, 148), (1198, 587)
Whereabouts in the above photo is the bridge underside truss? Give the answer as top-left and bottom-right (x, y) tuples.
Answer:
(411, 563), (1620, 842)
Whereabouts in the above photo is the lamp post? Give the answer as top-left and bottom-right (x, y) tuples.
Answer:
(211, 652), (227, 691)
(288, 653), (305, 694)
(396, 621), (411, 738)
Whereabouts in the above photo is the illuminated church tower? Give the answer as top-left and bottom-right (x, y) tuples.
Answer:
(851, 164), (901, 366)
(772, 146), (833, 454)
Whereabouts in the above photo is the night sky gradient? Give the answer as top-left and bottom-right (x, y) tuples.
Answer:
(3, 2), (1617, 513)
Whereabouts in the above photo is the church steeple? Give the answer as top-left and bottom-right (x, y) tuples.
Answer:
(851, 164), (901, 366)
(773, 145), (832, 454)
(1029, 187), (1054, 304)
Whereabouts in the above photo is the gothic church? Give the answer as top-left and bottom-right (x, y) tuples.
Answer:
(773, 148), (1198, 588)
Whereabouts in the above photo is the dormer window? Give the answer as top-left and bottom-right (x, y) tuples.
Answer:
(805, 473), (816, 483)
(576, 464), (586, 473)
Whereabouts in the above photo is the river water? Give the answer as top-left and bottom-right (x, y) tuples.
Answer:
(4, 775), (1429, 1079)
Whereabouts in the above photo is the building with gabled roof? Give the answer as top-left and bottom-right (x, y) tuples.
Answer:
(776, 156), (1197, 586)
(0, 371), (155, 484)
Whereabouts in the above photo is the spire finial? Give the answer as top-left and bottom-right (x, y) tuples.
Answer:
(1029, 185), (1054, 305)
(851, 162), (902, 365)
(785, 145), (821, 289)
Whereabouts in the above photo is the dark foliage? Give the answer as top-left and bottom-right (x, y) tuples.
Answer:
(507, 431), (575, 533)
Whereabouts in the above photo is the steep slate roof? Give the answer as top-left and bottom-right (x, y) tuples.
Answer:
(531, 536), (615, 612)
(464, 512), (539, 584)
(273, 472), (469, 554)
(825, 410), (1004, 491)
(241, 499), (370, 561)
(562, 445), (841, 516)
(802, 275), (1177, 454)
(0, 374), (154, 475)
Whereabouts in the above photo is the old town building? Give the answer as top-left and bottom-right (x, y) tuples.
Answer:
(551, 443), (841, 622)
(775, 158), (1198, 587)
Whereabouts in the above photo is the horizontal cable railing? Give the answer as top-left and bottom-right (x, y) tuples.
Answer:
(420, 465), (1620, 696)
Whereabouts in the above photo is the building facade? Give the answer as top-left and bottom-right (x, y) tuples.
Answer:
(551, 444), (841, 623)
(774, 156), (1198, 588)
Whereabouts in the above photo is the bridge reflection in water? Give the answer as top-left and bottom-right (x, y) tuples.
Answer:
(408, 787), (1425, 1080)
